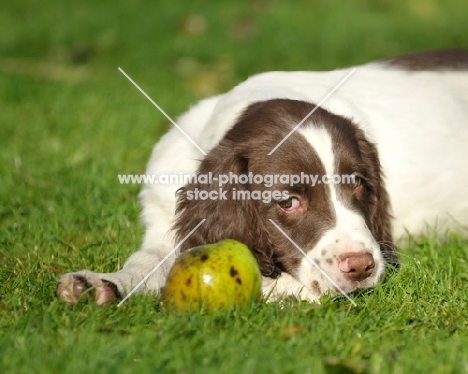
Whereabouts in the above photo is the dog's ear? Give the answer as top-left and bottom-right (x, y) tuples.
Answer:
(171, 140), (280, 277)
(354, 130), (398, 266)
(371, 178), (397, 266)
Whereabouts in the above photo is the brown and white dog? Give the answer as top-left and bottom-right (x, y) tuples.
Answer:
(56, 50), (468, 305)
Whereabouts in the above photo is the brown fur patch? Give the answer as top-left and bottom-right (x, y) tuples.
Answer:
(380, 50), (468, 71)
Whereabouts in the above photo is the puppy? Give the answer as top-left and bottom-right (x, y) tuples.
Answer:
(56, 50), (468, 305)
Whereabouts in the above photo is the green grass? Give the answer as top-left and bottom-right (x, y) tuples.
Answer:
(1, 0), (468, 373)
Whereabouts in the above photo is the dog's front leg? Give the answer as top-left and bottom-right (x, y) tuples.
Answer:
(56, 247), (176, 305)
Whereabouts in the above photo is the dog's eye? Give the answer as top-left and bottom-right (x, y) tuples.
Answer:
(352, 176), (366, 197)
(353, 177), (363, 189)
(278, 197), (300, 212)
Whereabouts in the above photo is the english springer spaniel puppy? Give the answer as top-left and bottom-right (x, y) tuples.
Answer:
(56, 50), (468, 305)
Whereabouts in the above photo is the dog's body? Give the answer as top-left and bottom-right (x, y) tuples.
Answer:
(56, 50), (468, 305)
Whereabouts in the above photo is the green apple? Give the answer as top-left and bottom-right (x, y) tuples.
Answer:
(162, 239), (262, 311)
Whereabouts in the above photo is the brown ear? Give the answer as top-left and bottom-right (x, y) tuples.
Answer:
(171, 140), (280, 277)
(355, 130), (398, 266)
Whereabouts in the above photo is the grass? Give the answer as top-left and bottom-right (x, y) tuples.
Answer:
(1, 0), (468, 373)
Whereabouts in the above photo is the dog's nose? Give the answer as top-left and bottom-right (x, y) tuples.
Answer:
(339, 252), (375, 281)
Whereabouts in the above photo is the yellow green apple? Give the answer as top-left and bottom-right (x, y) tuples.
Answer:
(162, 239), (262, 311)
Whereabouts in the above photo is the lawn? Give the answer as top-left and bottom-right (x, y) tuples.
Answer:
(1, 0), (468, 373)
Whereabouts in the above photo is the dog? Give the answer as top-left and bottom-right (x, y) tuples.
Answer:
(56, 50), (468, 305)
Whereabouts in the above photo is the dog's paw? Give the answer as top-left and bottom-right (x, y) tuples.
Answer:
(262, 274), (320, 303)
(55, 271), (120, 305)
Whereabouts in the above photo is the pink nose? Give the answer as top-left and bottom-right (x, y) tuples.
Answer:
(339, 252), (375, 281)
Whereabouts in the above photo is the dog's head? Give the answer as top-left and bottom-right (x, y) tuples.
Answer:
(172, 99), (397, 298)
